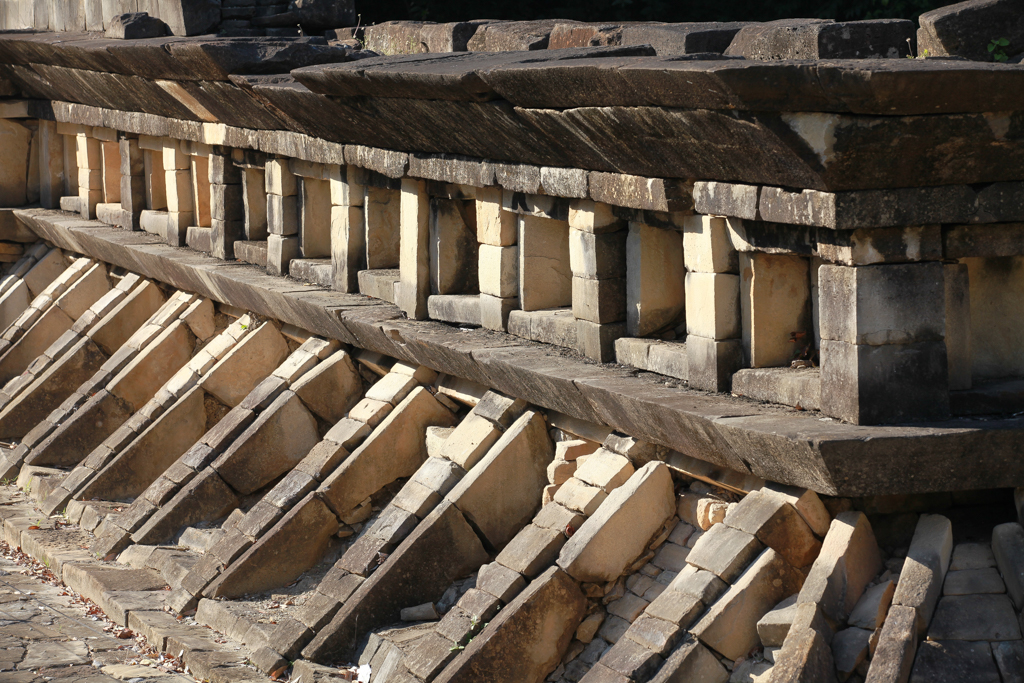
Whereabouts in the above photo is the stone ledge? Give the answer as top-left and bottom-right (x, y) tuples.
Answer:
(17, 207), (1024, 498)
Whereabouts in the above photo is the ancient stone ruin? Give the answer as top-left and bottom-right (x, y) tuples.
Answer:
(0, 0), (1023, 681)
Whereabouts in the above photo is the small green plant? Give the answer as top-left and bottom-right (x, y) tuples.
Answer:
(990, 37), (1011, 62)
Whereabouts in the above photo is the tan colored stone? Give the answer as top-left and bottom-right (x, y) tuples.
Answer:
(320, 387), (455, 516)
(686, 523), (765, 584)
(625, 221), (685, 337)
(213, 391), (320, 495)
(724, 489), (822, 568)
(764, 483), (832, 538)
(519, 213), (571, 311)
(683, 215), (738, 274)
(292, 350), (363, 423)
(691, 548), (804, 661)
(892, 513), (952, 635)
(686, 272), (741, 340)
(300, 177), (332, 258)
(573, 449), (634, 493)
(440, 411), (501, 470)
(447, 411), (552, 548)
(201, 322), (289, 407)
(849, 580), (895, 631)
(433, 566), (586, 683)
(479, 244), (519, 299)
(558, 462), (675, 583)
(476, 187), (516, 246)
(568, 200), (621, 235)
(349, 398), (393, 427)
(364, 186), (401, 269)
(365, 372), (418, 405)
(740, 253), (811, 368)
(798, 511), (882, 626)
(0, 278), (28, 331)
(106, 319), (193, 410)
(555, 439), (599, 462)
(24, 249), (67, 298)
(863, 605), (916, 683)
(547, 459), (577, 486)
(0, 119), (31, 206)
(554, 478), (607, 516)
(54, 262), (109, 320)
(181, 298), (215, 341)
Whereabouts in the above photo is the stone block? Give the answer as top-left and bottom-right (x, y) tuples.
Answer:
(299, 178), (331, 259)
(558, 462), (675, 583)
(494, 523), (565, 578)
(434, 566), (585, 683)
(625, 221), (685, 337)
(364, 186), (401, 269)
(477, 244), (519, 299)
(518, 213), (572, 311)
(692, 548), (804, 661)
(962, 256), (1024, 382)
(572, 277), (626, 324)
(267, 194), (298, 236)
(693, 181), (760, 221)
(770, 625), (838, 683)
(724, 489), (822, 569)
(944, 262), (972, 392)
(992, 641), (1024, 683)
(892, 514), (953, 635)
(686, 523), (765, 584)
(910, 640), (1001, 683)
(726, 18), (914, 60)
(799, 511), (882, 627)
(992, 522), (1024, 610)
(683, 215), (738, 274)
(740, 253), (811, 368)
(573, 450), (634, 493)
(918, 0), (1024, 61)
(819, 263), (946, 346)
(440, 412), (501, 470)
(928, 594), (1021, 642)
(685, 272), (740, 340)
(430, 197), (478, 295)
(201, 321), (289, 408)
(267, 235), (300, 276)
(331, 204), (365, 293)
(648, 637), (728, 683)
(570, 228), (627, 280)
(849, 580), (895, 630)
(943, 568), (1005, 596)
(320, 387), (455, 517)
(266, 159), (296, 196)
(398, 178), (431, 319)
(820, 339), (950, 425)
(446, 411), (551, 548)
(477, 562), (527, 603)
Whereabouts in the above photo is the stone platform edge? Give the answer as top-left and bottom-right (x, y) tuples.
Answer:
(17, 207), (1024, 498)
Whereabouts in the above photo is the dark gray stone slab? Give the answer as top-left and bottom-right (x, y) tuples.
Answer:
(910, 640), (1000, 683)
(725, 18), (915, 60)
(928, 594), (1021, 641)
(918, 0), (1024, 62)
(620, 22), (750, 55)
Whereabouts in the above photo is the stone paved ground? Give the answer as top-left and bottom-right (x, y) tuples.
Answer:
(0, 541), (197, 683)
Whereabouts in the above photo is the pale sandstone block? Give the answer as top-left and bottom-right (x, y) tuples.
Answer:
(429, 197), (478, 295)
(476, 186), (516, 246)
(687, 523), (764, 584)
(190, 156), (211, 227)
(101, 141), (120, 204)
(265, 158), (297, 196)
(242, 168), (268, 240)
(446, 411), (552, 548)
(573, 449), (634, 493)
(201, 322), (289, 408)
(108, 320), (194, 411)
(740, 252), (811, 368)
(763, 483), (832, 538)
(519, 213), (572, 311)
(849, 580), (895, 631)
(556, 439), (599, 462)
(691, 548), (804, 661)
(398, 178), (430, 319)
(685, 272), (740, 340)
(79, 168), (103, 191)
(328, 165), (365, 207)
(724, 489), (822, 569)
(440, 412), (501, 470)
(568, 200), (623, 235)
(331, 204), (366, 293)
(798, 511), (882, 626)
(165, 169), (193, 213)
(365, 372), (418, 406)
(292, 350), (363, 423)
(554, 477), (607, 516)
(77, 134), (102, 169)
(683, 215), (738, 274)
(24, 249), (66, 299)
(54, 262), (109, 320)
(892, 513), (952, 635)
(558, 462), (676, 583)
(181, 298), (215, 341)
(547, 459), (577, 486)
(300, 177), (332, 259)
(364, 186), (401, 269)
(349, 398), (393, 427)
(478, 244), (518, 298)
(626, 222), (685, 337)
(267, 194), (299, 235)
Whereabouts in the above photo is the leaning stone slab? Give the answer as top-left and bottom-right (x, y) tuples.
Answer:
(892, 514), (952, 635)
(864, 604), (917, 683)
(918, 0), (1024, 61)
(798, 511), (881, 627)
(771, 625), (838, 683)
(685, 523), (764, 584)
(301, 501), (488, 663)
(992, 522), (1024, 610)
(558, 462), (675, 583)
(724, 489), (822, 569)
(446, 410), (551, 549)
(648, 636), (728, 683)
(691, 548), (804, 661)
(320, 386), (456, 517)
(433, 566), (586, 683)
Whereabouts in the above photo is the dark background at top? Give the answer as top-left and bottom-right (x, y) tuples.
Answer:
(356, 0), (959, 28)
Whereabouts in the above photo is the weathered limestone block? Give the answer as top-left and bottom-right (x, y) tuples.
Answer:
(692, 548), (804, 661)
(693, 181), (760, 221)
(440, 412), (501, 470)
(213, 391), (320, 495)
(863, 605), (916, 683)
(108, 320), (193, 411)
(724, 489), (822, 569)
(685, 272), (740, 340)
(798, 511), (882, 627)
(625, 222), (685, 337)
(292, 350), (362, 423)
(302, 501), (488, 663)
(398, 178), (430, 319)
(364, 186), (401, 269)
(0, 119), (31, 207)
(891, 514), (952, 635)
(320, 387), (455, 516)
(447, 411), (552, 548)
(200, 322), (288, 408)
(519, 213), (572, 311)
(740, 253), (811, 368)
(209, 493), (340, 599)
(26, 389), (134, 469)
(683, 215), (738, 274)
(300, 177), (331, 259)
(430, 198), (478, 295)
(770, 623), (838, 683)
(686, 523), (765, 584)
(0, 306), (74, 386)
(558, 462), (675, 583)
(434, 566), (586, 683)
(24, 249), (68, 299)
(476, 186), (517, 247)
(331, 204), (365, 293)
(132, 469), (239, 545)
